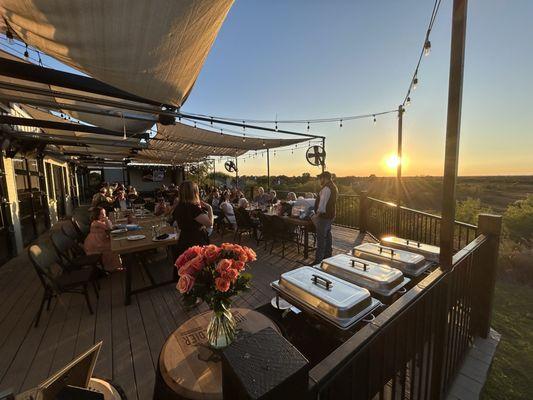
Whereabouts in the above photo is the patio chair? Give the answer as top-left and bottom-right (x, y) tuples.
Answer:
(270, 216), (300, 258)
(72, 217), (90, 240)
(257, 213), (275, 251)
(62, 217), (85, 244)
(28, 243), (97, 327)
(51, 231), (103, 284)
(233, 208), (259, 244)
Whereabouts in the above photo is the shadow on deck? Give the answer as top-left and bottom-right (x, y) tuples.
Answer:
(0, 226), (372, 399)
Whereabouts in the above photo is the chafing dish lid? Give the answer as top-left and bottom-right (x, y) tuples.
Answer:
(381, 236), (440, 255)
(353, 243), (425, 265)
(320, 254), (403, 285)
(277, 266), (372, 319)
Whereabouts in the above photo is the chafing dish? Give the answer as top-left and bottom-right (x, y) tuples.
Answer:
(380, 236), (440, 262)
(352, 243), (431, 277)
(271, 267), (381, 330)
(316, 254), (410, 297)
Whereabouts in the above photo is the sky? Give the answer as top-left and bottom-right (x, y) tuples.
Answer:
(181, 0), (533, 177)
(3, 0), (532, 177)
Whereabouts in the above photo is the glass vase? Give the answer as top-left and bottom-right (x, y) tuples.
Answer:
(206, 308), (236, 349)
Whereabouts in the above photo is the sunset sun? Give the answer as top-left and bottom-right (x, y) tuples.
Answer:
(385, 154), (401, 170)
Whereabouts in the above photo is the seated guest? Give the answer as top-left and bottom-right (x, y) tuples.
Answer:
(269, 190), (278, 204)
(237, 197), (249, 210)
(287, 192), (297, 202)
(84, 207), (122, 272)
(171, 181), (213, 278)
(92, 187), (111, 208)
(253, 187), (270, 206)
(220, 193), (237, 227)
(154, 197), (170, 216)
(114, 190), (130, 210)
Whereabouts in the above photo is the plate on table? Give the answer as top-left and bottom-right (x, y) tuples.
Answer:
(110, 228), (127, 235)
(271, 297), (292, 310)
(127, 234), (146, 241)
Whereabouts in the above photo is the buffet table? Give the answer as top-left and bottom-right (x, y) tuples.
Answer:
(154, 308), (279, 400)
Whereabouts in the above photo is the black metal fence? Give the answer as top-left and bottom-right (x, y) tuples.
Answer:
(308, 228), (498, 399)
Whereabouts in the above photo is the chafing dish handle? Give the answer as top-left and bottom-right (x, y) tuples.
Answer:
(378, 246), (395, 257)
(311, 274), (333, 290)
(405, 238), (421, 248)
(350, 259), (368, 271)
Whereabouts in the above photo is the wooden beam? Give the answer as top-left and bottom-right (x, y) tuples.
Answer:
(440, 0), (468, 269)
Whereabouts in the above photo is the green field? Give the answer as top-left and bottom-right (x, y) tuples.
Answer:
(481, 282), (533, 400)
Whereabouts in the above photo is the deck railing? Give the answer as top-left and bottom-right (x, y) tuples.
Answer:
(361, 193), (478, 250)
(307, 214), (501, 399)
(271, 189), (477, 249)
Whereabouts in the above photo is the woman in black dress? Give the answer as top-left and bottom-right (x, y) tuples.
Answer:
(171, 181), (214, 280)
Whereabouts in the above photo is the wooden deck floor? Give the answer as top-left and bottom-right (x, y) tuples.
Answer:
(0, 225), (370, 399)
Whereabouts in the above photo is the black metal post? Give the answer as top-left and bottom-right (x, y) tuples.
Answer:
(395, 105), (404, 235)
(266, 149), (271, 190)
(440, 0), (468, 269)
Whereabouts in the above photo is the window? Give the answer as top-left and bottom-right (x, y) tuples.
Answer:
(45, 163), (54, 200)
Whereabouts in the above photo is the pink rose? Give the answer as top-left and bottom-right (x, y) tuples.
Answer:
(202, 244), (221, 263)
(233, 260), (245, 272)
(175, 245), (203, 269)
(215, 277), (231, 292)
(222, 268), (239, 283)
(216, 258), (233, 274)
(177, 274), (195, 294)
(244, 247), (257, 262)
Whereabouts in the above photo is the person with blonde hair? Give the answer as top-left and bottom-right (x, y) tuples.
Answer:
(171, 181), (213, 278)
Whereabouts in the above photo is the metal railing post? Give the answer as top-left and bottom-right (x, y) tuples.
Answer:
(475, 214), (502, 338)
(358, 191), (368, 232)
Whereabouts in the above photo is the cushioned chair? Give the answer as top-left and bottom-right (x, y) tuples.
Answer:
(62, 217), (85, 244)
(29, 243), (98, 327)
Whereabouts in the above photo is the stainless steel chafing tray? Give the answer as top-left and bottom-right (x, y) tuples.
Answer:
(271, 267), (381, 330)
(380, 236), (440, 262)
(352, 243), (431, 277)
(316, 254), (410, 297)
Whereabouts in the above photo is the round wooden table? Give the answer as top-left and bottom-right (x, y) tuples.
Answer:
(156, 308), (279, 400)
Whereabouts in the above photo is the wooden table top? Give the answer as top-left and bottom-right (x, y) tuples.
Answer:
(110, 214), (179, 255)
(159, 308), (279, 400)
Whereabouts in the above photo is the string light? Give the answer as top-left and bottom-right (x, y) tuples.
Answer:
(275, 121), (278, 131)
(5, 28), (14, 44)
(424, 39), (431, 56)
(242, 134), (246, 143)
(307, 122), (310, 131)
(242, 121), (245, 131)
(23, 44), (29, 60)
(210, 117), (213, 125)
(193, 122), (197, 128)
(220, 128), (223, 135)
(412, 77), (418, 90)
(373, 115), (377, 124)
(406, 97), (411, 107)
(339, 119), (343, 128)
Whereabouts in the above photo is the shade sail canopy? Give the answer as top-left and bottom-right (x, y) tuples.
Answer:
(0, 50), (156, 134)
(1, 0), (234, 106)
(139, 122), (309, 163)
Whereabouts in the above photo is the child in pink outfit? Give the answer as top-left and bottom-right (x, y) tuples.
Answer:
(84, 207), (122, 272)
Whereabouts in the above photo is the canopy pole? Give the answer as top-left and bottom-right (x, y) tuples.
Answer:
(321, 137), (326, 173)
(267, 149), (271, 190)
(395, 105), (404, 234)
(440, 0), (468, 269)
(235, 156), (239, 189)
(212, 159), (216, 188)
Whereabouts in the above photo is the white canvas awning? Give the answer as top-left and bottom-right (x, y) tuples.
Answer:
(139, 122), (309, 163)
(0, 50), (156, 134)
(1, 0), (234, 106)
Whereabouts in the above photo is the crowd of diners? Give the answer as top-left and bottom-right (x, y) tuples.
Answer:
(84, 171), (338, 277)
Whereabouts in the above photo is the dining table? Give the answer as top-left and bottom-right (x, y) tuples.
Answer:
(110, 210), (179, 305)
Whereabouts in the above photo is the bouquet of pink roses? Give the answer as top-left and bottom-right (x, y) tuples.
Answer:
(175, 243), (256, 312)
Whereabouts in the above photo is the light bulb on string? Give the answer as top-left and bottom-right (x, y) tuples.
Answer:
(275, 121), (278, 131)
(193, 122), (197, 128)
(406, 97), (411, 107)
(412, 77), (418, 90)
(242, 134), (246, 143)
(339, 119), (343, 128)
(262, 140), (266, 147)
(6, 28), (14, 44)
(307, 122), (310, 131)
(220, 129), (223, 136)
(210, 117), (213, 125)
(424, 39), (431, 56)
(373, 115), (376, 124)
(242, 121), (245, 131)
(23, 44), (29, 60)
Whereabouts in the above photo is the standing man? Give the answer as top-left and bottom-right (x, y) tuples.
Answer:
(312, 171), (338, 264)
